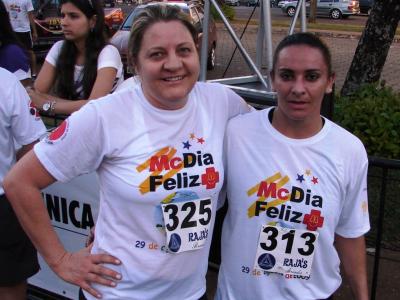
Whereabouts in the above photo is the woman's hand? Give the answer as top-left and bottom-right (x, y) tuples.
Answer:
(26, 88), (50, 111)
(53, 248), (122, 299)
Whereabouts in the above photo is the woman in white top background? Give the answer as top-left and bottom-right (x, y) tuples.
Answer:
(28, 0), (123, 115)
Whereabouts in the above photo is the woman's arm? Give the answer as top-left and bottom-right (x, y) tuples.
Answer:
(31, 66), (118, 115)
(87, 67), (118, 100)
(16, 140), (37, 161)
(335, 234), (369, 300)
(34, 60), (57, 93)
(3, 151), (122, 299)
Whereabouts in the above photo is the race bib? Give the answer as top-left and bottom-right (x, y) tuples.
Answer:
(162, 198), (212, 253)
(254, 225), (319, 276)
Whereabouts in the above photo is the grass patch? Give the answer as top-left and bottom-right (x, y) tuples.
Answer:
(272, 20), (365, 33)
(220, 19), (400, 36)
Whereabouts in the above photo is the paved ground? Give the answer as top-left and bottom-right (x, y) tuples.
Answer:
(204, 22), (400, 300)
(207, 23), (400, 93)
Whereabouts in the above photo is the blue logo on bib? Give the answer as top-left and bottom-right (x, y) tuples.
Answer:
(258, 253), (276, 270)
(168, 233), (181, 252)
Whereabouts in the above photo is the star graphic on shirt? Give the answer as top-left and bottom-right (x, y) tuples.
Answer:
(296, 174), (305, 183)
(311, 176), (319, 184)
(305, 169), (312, 176)
(197, 137), (205, 144)
(182, 141), (191, 149)
(189, 133), (196, 140)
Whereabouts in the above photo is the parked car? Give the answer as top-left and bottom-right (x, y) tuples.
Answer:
(103, 0), (116, 8)
(110, 1), (218, 75)
(247, 0), (259, 6)
(277, 0), (295, 7)
(359, 0), (373, 14)
(280, 0), (360, 19)
(224, 0), (240, 6)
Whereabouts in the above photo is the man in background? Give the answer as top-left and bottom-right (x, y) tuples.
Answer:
(3, 0), (38, 77)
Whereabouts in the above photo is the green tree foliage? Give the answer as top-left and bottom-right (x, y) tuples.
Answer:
(334, 83), (400, 159)
(211, 3), (235, 21)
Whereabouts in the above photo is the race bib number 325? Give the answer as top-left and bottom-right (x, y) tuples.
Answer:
(162, 198), (212, 253)
(254, 225), (319, 276)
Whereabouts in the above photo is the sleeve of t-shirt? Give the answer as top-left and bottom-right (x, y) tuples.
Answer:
(335, 144), (370, 238)
(27, 0), (34, 12)
(10, 76), (46, 145)
(11, 45), (30, 80)
(34, 101), (109, 182)
(2, 44), (30, 81)
(97, 45), (122, 71)
(225, 87), (254, 120)
(45, 41), (63, 66)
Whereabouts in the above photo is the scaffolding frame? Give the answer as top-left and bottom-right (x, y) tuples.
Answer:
(198, 0), (308, 106)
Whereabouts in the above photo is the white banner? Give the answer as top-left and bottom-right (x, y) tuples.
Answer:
(28, 172), (100, 299)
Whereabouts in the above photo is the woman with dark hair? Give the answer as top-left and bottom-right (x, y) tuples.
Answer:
(28, 0), (123, 115)
(216, 32), (369, 300)
(4, 3), (251, 300)
(0, 0), (31, 85)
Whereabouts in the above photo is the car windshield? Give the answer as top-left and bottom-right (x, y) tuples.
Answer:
(121, 5), (190, 31)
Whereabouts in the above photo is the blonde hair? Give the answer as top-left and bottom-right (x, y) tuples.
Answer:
(127, 4), (198, 68)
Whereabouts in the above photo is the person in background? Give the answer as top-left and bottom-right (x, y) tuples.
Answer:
(0, 68), (46, 300)
(3, 0), (38, 77)
(0, 0), (32, 86)
(216, 32), (370, 300)
(27, 0), (123, 116)
(4, 4), (251, 300)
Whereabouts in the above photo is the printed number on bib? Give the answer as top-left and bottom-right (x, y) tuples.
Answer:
(254, 225), (319, 276)
(162, 198), (212, 253)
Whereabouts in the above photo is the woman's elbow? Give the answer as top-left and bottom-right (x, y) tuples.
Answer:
(3, 168), (23, 202)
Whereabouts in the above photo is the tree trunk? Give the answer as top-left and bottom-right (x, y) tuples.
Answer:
(340, 0), (400, 96)
(309, 0), (318, 23)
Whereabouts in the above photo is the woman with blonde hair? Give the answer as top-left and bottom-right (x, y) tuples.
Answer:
(4, 4), (251, 300)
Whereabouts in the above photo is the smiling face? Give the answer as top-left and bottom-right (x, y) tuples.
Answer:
(135, 20), (200, 110)
(271, 44), (335, 137)
(60, 2), (95, 42)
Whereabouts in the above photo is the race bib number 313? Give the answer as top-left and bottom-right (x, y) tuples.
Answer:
(254, 225), (319, 276)
(162, 198), (212, 253)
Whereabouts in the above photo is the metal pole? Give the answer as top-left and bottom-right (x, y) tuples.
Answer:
(288, 0), (303, 35)
(262, 0), (273, 84)
(210, 0), (270, 90)
(300, 0), (307, 32)
(199, 0), (211, 82)
(255, 5), (264, 69)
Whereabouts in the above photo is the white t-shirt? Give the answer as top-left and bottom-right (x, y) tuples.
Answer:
(46, 41), (124, 99)
(4, 0), (34, 32)
(216, 107), (370, 300)
(115, 76), (140, 92)
(34, 82), (250, 300)
(0, 68), (46, 195)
